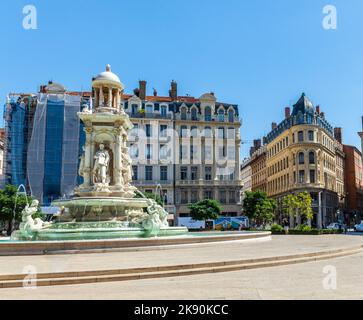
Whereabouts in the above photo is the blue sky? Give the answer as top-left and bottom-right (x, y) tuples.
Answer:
(0, 0), (362, 158)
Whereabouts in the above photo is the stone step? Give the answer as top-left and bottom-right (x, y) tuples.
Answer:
(0, 246), (361, 289)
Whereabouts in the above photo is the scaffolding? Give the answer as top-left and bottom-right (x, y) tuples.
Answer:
(3, 94), (37, 193)
(4, 91), (84, 205)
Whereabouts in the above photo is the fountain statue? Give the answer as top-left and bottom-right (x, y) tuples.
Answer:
(11, 65), (187, 241)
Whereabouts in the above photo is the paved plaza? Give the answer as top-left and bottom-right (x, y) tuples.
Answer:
(0, 235), (363, 299)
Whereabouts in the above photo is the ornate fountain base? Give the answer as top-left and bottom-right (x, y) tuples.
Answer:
(11, 197), (188, 241)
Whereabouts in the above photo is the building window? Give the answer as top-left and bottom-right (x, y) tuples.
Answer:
(160, 166), (168, 181)
(219, 190), (226, 204)
(228, 109), (234, 122)
(146, 105), (153, 114)
(161, 106), (167, 117)
(181, 190), (188, 204)
(205, 166), (212, 180)
(130, 144), (139, 159)
(298, 170), (305, 183)
(308, 130), (314, 141)
(204, 107), (212, 121)
(205, 145), (212, 160)
(309, 151), (315, 164)
(218, 109), (225, 122)
(227, 128), (235, 139)
(191, 166), (198, 180)
(227, 146), (235, 160)
(310, 170), (315, 183)
(145, 166), (153, 180)
(204, 190), (212, 200)
(131, 104), (138, 115)
(132, 166), (138, 180)
(191, 108), (198, 121)
(204, 127), (212, 138)
(146, 144), (152, 159)
(181, 107), (187, 120)
(298, 131), (304, 142)
(229, 190), (236, 204)
(191, 190), (198, 203)
(180, 167), (188, 180)
(298, 152), (304, 165)
(191, 126), (198, 137)
(180, 145), (187, 160)
(180, 125), (188, 138)
(145, 124), (152, 137)
(218, 127), (225, 139)
(130, 123), (138, 136)
(160, 125), (167, 137)
(160, 144), (168, 159)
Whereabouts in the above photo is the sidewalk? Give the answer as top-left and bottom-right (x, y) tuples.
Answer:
(0, 235), (361, 276)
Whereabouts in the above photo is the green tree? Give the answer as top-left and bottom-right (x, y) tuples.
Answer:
(134, 191), (164, 206)
(243, 190), (277, 225)
(297, 191), (313, 221)
(188, 199), (222, 222)
(0, 185), (39, 235)
(282, 191), (313, 227)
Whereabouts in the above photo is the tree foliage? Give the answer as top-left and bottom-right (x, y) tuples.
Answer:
(282, 191), (313, 223)
(188, 199), (222, 221)
(243, 191), (277, 225)
(0, 185), (39, 235)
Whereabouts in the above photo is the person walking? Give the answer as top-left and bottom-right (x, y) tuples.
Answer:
(283, 218), (289, 235)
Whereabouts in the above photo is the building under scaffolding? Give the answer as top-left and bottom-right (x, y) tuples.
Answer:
(3, 82), (89, 205)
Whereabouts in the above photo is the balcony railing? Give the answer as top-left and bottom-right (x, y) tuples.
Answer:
(127, 112), (173, 120)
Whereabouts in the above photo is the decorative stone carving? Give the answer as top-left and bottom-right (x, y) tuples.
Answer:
(19, 200), (51, 237)
(92, 144), (110, 185)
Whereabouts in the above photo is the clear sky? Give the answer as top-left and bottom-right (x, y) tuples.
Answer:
(1, 0), (362, 158)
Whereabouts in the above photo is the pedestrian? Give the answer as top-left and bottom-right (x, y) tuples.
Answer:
(283, 218), (289, 235)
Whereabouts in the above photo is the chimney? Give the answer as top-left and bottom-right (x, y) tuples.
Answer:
(169, 80), (177, 100)
(334, 127), (343, 144)
(361, 116), (363, 130)
(139, 80), (147, 100)
(153, 88), (157, 97)
(320, 112), (325, 119)
(272, 122), (277, 130)
(285, 107), (291, 118)
(254, 139), (261, 149)
(316, 105), (320, 114)
(133, 88), (140, 97)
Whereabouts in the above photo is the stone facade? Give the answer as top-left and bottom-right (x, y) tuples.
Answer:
(125, 82), (243, 219)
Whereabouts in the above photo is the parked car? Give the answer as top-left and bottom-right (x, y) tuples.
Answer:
(327, 223), (344, 230)
(354, 221), (363, 232)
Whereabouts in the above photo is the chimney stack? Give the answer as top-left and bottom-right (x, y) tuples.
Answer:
(272, 122), (277, 130)
(169, 80), (178, 100)
(361, 116), (363, 130)
(139, 80), (147, 100)
(316, 105), (320, 114)
(285, 107), (291, 119)
(334, 127), (343, 144)
(153, 88), (157, 97)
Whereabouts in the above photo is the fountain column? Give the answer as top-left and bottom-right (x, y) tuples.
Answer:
(114, 127), (123, 187)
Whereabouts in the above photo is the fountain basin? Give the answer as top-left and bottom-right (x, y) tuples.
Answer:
(52, 197), (150, 222)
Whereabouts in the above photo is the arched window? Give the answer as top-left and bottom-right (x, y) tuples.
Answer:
(218, 109), (225, 122)
(309, 151), (315, 164)
(191, 108), (198, 121)
(228, 109), (234, 122)
(298, 152), (305, 165)
(204, 107), (212, 121)
(181, 107), (187, 120)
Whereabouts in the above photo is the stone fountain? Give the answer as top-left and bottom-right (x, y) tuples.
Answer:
(11, 65), (187, 241)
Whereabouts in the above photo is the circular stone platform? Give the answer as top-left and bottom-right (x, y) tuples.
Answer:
(0, 231), (271, 256)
